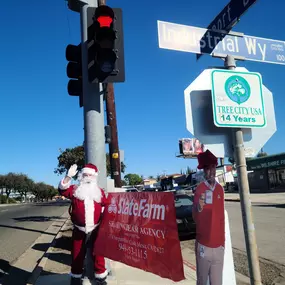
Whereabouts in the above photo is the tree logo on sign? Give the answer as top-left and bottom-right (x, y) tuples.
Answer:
(225, 75), (251, 105)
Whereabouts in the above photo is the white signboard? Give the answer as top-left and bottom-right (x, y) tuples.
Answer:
(211, 70), (266, 128)
(184, 67), (276, 158)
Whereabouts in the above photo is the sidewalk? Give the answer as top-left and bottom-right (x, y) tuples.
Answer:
(225, 192), (285, 204)
(33, 219), (196, 285)
(33, 219), (250, 285)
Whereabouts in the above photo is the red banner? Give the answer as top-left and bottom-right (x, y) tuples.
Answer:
(94, 192), (185, 282)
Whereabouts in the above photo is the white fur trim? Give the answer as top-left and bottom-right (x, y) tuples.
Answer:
(69, 272), (82, 278)
(95, 270), (108, 279)
(58, 178), (71, 190)
(75, 223), (100, 233)
(84, 198), (95, 233)
(82, 167), (98, 175)
(82, 277), (92, 285)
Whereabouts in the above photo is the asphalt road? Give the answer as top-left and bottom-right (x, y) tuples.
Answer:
(0, 201), (69, 281)
(226, 201), (285, 265)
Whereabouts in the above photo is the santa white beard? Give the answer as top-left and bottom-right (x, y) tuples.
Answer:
(73, 176), (102, 203)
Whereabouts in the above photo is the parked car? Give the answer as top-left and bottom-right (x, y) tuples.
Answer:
(125, 188), (139, 192)
(174, 193), (196, 238)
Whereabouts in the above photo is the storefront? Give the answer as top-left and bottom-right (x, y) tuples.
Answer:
(246, 153), (285, 192)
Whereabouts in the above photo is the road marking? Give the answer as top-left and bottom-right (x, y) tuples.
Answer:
(0, 209), (8, 212)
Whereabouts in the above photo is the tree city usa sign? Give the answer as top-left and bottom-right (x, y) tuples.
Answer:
(211, 70), (266, 128)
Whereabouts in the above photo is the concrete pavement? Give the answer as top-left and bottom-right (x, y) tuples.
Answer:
(34, 219), (197, 285)
(226, 201), (285, 265)
(0, 200), (69, 285)
(225, 192), (285, 204)
(34, 219), (250, 285)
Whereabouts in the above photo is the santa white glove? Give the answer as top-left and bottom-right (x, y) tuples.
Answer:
(67, 164), (78, 178)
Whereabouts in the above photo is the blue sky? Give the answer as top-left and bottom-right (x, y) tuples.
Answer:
(0, 0), (284, 186)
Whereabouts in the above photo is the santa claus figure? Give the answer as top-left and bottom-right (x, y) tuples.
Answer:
(58, 163), (108, 285)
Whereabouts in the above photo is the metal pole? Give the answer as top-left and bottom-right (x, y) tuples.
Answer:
(80, 0), (107, 280)
(80, 0), (107, 191)
(106, 84), (122, 187)
(225, 55), (262, 285)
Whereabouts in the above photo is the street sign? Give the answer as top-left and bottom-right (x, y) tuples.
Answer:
(197, 0), (258, 60)
(157, 21), (285, 66)
(211, 70), (266, 128)
(184, 67), (277, 158)
(205, 0), (258, 33)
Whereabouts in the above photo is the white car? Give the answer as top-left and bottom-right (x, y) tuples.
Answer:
(125, 188), (139, 192)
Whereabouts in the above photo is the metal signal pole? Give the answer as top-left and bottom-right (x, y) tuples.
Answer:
(225, 55), (262, 285)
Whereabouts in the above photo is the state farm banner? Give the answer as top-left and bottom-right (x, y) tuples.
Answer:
(94, 192), (185, 282)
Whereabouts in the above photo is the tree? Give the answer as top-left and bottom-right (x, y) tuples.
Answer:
(4, 172), (17, 201)
(54, 145), (126, 177)
(124, 174), (143, 186)
(54, 146), (85, 176)
(106, 153), (126, 176)
(148, 175), (154, 179)
(16, 174), (34, 202)
(186, 166), (195, 175)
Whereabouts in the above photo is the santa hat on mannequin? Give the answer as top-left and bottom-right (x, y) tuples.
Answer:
(81, 163), (99, 176)
(197, 150), (218, 169)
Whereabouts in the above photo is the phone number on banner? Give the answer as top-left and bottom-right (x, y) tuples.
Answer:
(118, 243), (147, 259)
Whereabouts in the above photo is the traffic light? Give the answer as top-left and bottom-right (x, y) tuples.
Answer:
(66, 44), (83, 107)
(105, 125), (112, 144)
(87, 5), (125, 83)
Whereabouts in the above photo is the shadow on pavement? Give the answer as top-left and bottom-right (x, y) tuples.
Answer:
(31, 242), (51, 253)
(32, 234), (72, 253)
(0, 258), (32, 285)
(0, 224), (56, 235)
(13, 216), (64, 222)
(254, 203), (285, 209)
(46, 252), (71, 267)
(179, 233), (196, 242)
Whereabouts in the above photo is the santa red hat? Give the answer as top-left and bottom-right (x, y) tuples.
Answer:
(197, 150), (218, 169)
(82, 163), (98, 176)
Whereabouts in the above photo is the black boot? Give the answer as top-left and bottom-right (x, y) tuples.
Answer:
(95, 277), (107, 285)
(70, 277), (81, 285)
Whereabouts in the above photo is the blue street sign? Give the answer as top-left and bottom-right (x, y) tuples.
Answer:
(205, 0), (258, 32)
(157, 21), (285, 66)
(197, 0), (259, 60)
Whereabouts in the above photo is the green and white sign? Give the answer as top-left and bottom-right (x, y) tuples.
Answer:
(211, 70), (266, 128)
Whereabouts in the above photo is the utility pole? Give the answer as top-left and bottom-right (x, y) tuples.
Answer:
(225, 55), (262, 285)
(80, 0), (107, 191)
(106, 83), (122, 187)
(98, 0), (122, 187)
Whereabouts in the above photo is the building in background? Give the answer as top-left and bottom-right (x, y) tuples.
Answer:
(247, 153), (285, 192)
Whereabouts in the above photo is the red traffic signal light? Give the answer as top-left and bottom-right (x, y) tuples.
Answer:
(87, 6), (125, 83)
(94, 5), (114, 27)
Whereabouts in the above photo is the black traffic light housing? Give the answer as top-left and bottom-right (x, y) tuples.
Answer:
(87, 6), (125, 83)
(66, 44), (83, 107)
(105, 125), (112, 144)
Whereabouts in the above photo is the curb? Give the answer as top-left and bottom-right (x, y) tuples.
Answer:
(2, 210), (70, 285)
(225, 199), (240, 202)
(26, 216), (72, 285)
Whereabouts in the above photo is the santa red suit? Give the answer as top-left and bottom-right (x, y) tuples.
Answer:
(58, 163), (108, 284)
